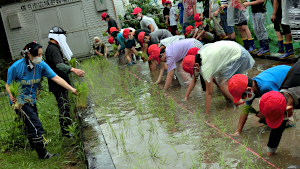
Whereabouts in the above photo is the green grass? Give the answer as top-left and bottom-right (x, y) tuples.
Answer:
(0, 78), (85, 169)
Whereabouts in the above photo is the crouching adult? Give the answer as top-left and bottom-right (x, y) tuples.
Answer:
(6, 42), (78, 159)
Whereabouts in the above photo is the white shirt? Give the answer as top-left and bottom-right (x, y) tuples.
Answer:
(199, 41), (241, 82)
(169, 7), (177, 26)
(140, 16), (159, 32)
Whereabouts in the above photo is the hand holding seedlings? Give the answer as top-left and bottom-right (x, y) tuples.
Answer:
(71, 68), (85, 77)
(71, 88), (78, 95)
(9, 94), (17, 103)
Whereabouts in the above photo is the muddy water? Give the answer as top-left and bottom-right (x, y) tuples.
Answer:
(90, 57), (300, 168)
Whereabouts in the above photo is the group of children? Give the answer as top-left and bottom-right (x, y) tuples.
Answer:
(85, 0), (300, 157)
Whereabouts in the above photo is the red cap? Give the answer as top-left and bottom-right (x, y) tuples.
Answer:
(194, 13), (200, 22)
(101, 12), (107, 20)
(259, 91), (286, 129)
(108, 36), (113, 44)
(162, 0), (166, 4)
(186, 25), (193, 34)
(228, 74), (248, 103)
(148, 44), (161, 64)
(131, 7), (142, 15)
(182, 55), (195, 77)
(195, 21), (203, 28)
(109, 27), (118, 35)
(138, 31), (146, 46)
(123, 28), (130, 40)
(165, 0), (171, 4)
(187, 47), (199, 56)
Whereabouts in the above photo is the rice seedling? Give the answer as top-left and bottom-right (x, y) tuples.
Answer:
(148, 141), (159, 159)
(102, 32), (109, 36)
(69, 58), (77, 68)
(257, 135), (262, 156)
(9, 81), (22, 110)
(74, 82), (89, 108)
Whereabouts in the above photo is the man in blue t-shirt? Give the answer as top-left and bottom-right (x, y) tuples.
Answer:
(228, 65), (292, 136)
(178, 0), (184, 33)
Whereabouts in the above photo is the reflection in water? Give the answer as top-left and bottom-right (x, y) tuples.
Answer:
(89, 57), (299, 168)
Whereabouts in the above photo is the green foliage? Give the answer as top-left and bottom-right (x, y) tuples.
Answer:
(119, 0), (166, 29)
(0, 80), (6, 92)
(75, 82), (89, 108)
(102, 32), (109, 37)
(69, 58), (77, 68)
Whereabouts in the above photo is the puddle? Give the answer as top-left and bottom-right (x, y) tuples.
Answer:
(80, 57), (300, 168)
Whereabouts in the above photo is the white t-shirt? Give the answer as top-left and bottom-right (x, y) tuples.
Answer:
(140, 16), (159, 32)
(169, 7), (177, 26)
(199, 41), (242, 82)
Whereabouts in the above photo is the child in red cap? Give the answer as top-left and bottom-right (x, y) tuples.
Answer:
(102, 12), (119, 35)
(139, 29), (172, 55)
(149, 39), (203, 89)
(132, 7), (158, 32)
(228, 65), (292, 136)
(182, 41), (254, 114)
(259, 60), (300, 155)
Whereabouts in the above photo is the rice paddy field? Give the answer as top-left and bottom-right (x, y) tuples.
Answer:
(75, 56), (300, 169)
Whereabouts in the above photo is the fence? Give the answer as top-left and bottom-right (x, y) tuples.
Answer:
(0, 92), (19, 140)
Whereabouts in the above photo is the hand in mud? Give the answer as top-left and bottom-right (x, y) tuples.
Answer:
(152, 81), (159, 85)
(114, 51), (119, 58)
(184, 96), (188, 101)
(9, 94), (16, 103)
(231, 131), (240, 136)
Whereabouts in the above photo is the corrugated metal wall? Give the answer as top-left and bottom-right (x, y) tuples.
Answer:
(81, 0), (115, 54)
(1, 0), (124, 59)
(1, 1), (40, 60)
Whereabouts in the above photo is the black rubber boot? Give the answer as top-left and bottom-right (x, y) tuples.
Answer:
(28, 137), (35, 150)
(33, 136), (59, 159)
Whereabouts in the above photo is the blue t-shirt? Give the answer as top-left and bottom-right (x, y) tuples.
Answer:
(246, 65), (291, 105)
(117, 32), (125, 51)
(178, 3), (184, 24)
(7, 58), (57, 104)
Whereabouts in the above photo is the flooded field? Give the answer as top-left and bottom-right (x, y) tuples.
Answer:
(80, 56), (300, 169)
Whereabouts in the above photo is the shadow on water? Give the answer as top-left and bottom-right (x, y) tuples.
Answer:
(81, 56), (300, 168)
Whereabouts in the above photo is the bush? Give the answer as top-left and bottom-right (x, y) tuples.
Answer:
(119, 0), (166, 29)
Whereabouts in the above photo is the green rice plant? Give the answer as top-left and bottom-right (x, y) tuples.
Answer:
(102, 31), (109, 37)
(75, 82), (89, 108)
(69, 58), (77, 68)
(148, 141), (159, 158)
(257, 135), (261, 156)
(9, 81), (22, 110)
